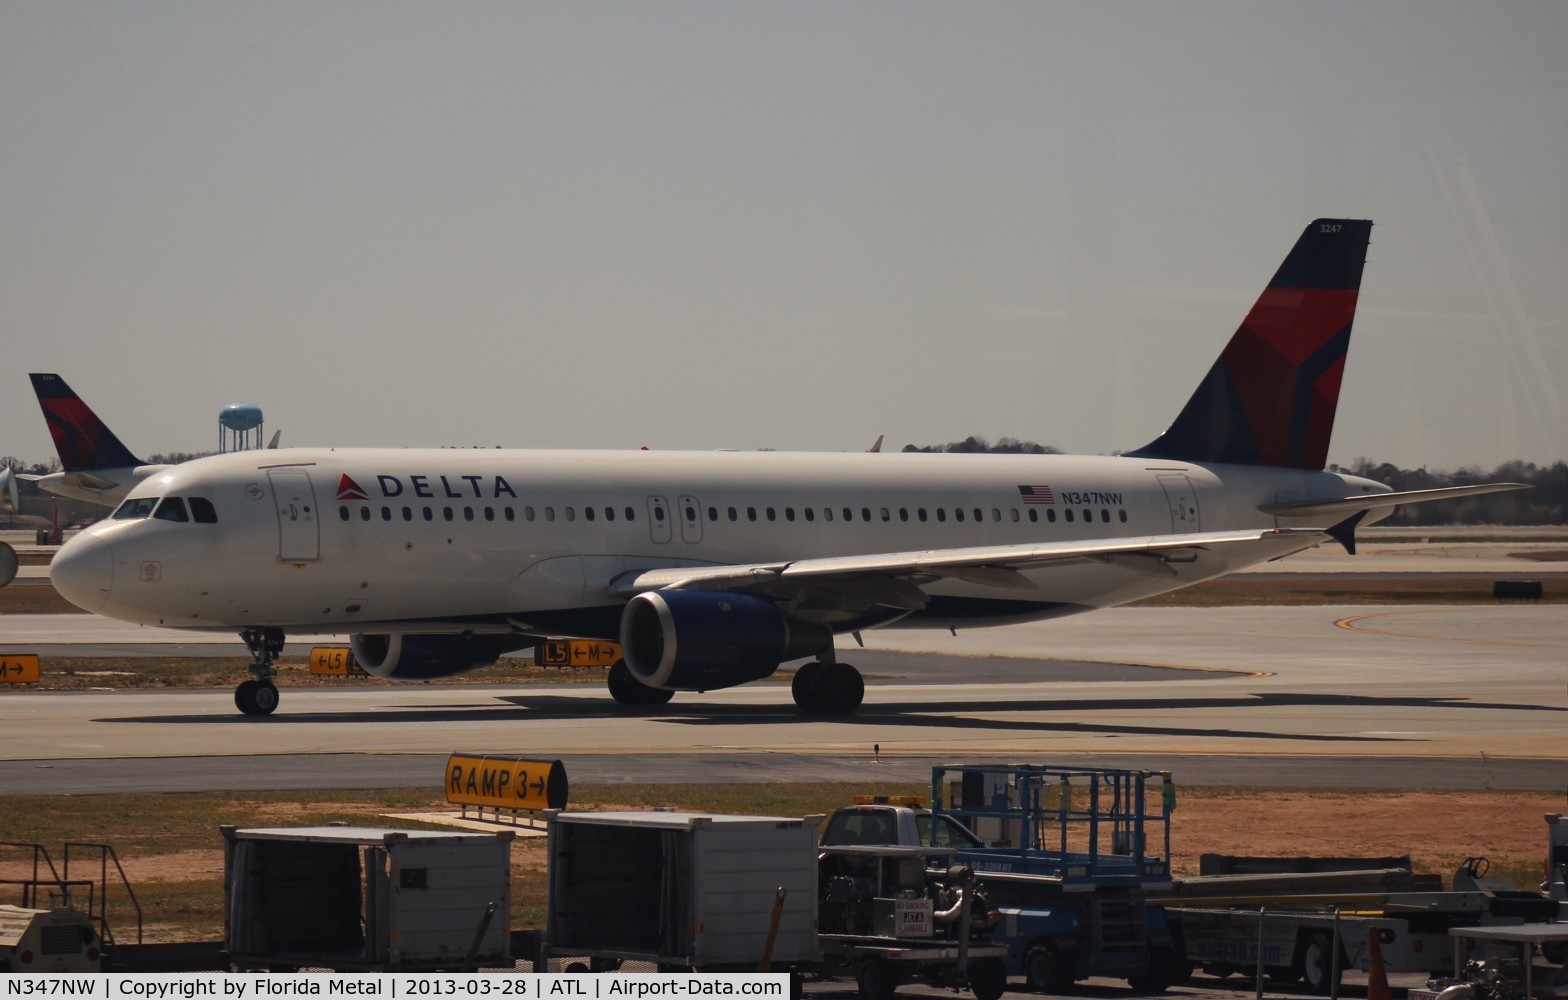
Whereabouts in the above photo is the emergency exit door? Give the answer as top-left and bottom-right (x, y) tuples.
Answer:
(1157, 474), (1201, 532)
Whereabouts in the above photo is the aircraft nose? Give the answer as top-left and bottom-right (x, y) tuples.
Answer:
(51, 535), (114, 613)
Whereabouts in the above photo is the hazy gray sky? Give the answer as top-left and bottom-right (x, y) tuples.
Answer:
(3, 2), (1563, 471)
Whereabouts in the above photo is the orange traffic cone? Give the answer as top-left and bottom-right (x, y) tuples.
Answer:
(1367, 928), (1391, 1000)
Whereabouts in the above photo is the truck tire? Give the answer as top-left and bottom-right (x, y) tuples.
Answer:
(857, 957), (899, 1000)
(1026, 942), (1074, 993)
(968, 957), (1008, 1000)
(1299, 931), (1342, 995)
(1127, 945), (1179, 993)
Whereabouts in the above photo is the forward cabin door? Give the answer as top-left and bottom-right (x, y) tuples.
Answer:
(268, 468), (321, 561)
(1157, 474), (1201, 532)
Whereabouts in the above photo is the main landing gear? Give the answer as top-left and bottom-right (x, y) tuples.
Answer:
(236, 626), (284, 717)
(606, 659), (675, 706)
(792, 657), (864, 715)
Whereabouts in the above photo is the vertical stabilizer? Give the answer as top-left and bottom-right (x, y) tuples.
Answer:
(29, 373), (146, 472)
(1128, 219), (1373, 470)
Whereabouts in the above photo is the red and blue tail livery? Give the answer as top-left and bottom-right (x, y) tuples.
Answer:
(1130, 219), (1373, 471)
(30, 372), (145, 473)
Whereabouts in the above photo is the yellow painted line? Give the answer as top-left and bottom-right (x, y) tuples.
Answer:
(1335, 612), (1565, 649)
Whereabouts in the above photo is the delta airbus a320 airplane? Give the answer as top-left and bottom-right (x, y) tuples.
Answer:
(50, 219), (1522, 716)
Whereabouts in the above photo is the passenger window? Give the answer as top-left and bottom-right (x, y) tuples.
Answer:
(843, 508), (853, 521)
(728, 507), (738, 522)
(973, 508), (983, 522)
(991, 508), (1001, 522)
(937, 508), (947, 522)
(605, 507), (615, 521)
(880, 508), (890, 522)
(525, 507), (535, 521)
(1028, 509), (1038, 523)
(823, 508), (833, 522)
(443, 507), (454, 522)
(917, 508), (927, 522)
(785, 507), (795, 522)
(707, 506), (718, 522)
(113, 497), (157, 520)
(189, 497), (219, 523)
(381, 507), (392, 522)
(1010, 509), (1020, 523)
(403, 506), (413, 521)
(861, 507), (871, 522)
(1101, 509), (1110, 523)
(625, 507), (636, 521)
(423, 507), (434, 521)
(464, 507), (475, 521)
(955, 508), (965, 522)
(485, 507), (495, 521)
(565, 507), (575, 522)
(748, 507), (757, 522)
(804, 507), (814, 522)
(545, 507), (555, 522)
(766, 507), (777, 522)
(338, 505), (350, 522)
(153, 498), (188, 522)
(1047, 509), (1056, 523)
(360, 507), (371, 522)
(585, 507), (596, 522)
(1065, 509), (1074, 523)
(505, 507), (515, 522)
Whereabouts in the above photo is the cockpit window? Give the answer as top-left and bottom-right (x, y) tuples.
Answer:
(112, 497), (158, 520)
(189, 497), (218, 523)
(154, 497), (189, 522)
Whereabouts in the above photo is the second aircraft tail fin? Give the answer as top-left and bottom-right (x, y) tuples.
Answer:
(29, 373), (146, 472)
(1128, 219), (1373, 471)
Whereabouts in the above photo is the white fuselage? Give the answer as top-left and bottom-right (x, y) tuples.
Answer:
(51, 447), (1388, 637)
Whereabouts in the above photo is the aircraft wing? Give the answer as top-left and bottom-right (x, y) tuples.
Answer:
(1259, 483), (1528, 518)
(609, 527), (1330, 606)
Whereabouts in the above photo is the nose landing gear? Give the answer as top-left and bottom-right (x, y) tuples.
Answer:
(236, 626), (285, 716)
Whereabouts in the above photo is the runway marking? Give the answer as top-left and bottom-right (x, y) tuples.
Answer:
(1334, 612), (1566, 648)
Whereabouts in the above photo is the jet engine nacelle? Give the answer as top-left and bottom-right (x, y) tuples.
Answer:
(620, 590), (831, 691)
(349, 632), (510, 680)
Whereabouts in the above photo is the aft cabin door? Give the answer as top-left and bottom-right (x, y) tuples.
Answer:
(268, 468), (320, 561)
(1157, 474), (1201, 532)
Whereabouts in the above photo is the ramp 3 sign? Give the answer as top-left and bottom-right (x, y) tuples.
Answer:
(446, 753), (568, 811)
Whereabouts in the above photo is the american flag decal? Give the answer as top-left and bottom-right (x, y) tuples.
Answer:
(1017, 484), (1055, 504)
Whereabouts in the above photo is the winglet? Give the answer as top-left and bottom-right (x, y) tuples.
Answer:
(1325, 509), (1368, 555)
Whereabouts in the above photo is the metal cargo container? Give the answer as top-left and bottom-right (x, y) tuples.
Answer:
(222, 826), (513, 971)
(547, 811), (819, 970)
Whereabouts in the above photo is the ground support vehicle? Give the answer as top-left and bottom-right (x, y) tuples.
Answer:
(1410, 924), (1568, 1000)
(816, 845), (1010, 1000)
(918, 764), (1181, 993)
(1164, 856), (1565, 994)
(0, 903), (103, 973)
(222, 826), (514, 971)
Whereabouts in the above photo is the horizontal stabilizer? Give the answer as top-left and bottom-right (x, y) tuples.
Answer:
(1259, 483), (1529, 517)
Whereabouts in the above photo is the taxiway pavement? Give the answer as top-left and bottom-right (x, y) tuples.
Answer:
(0, 604), (1562, 794)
